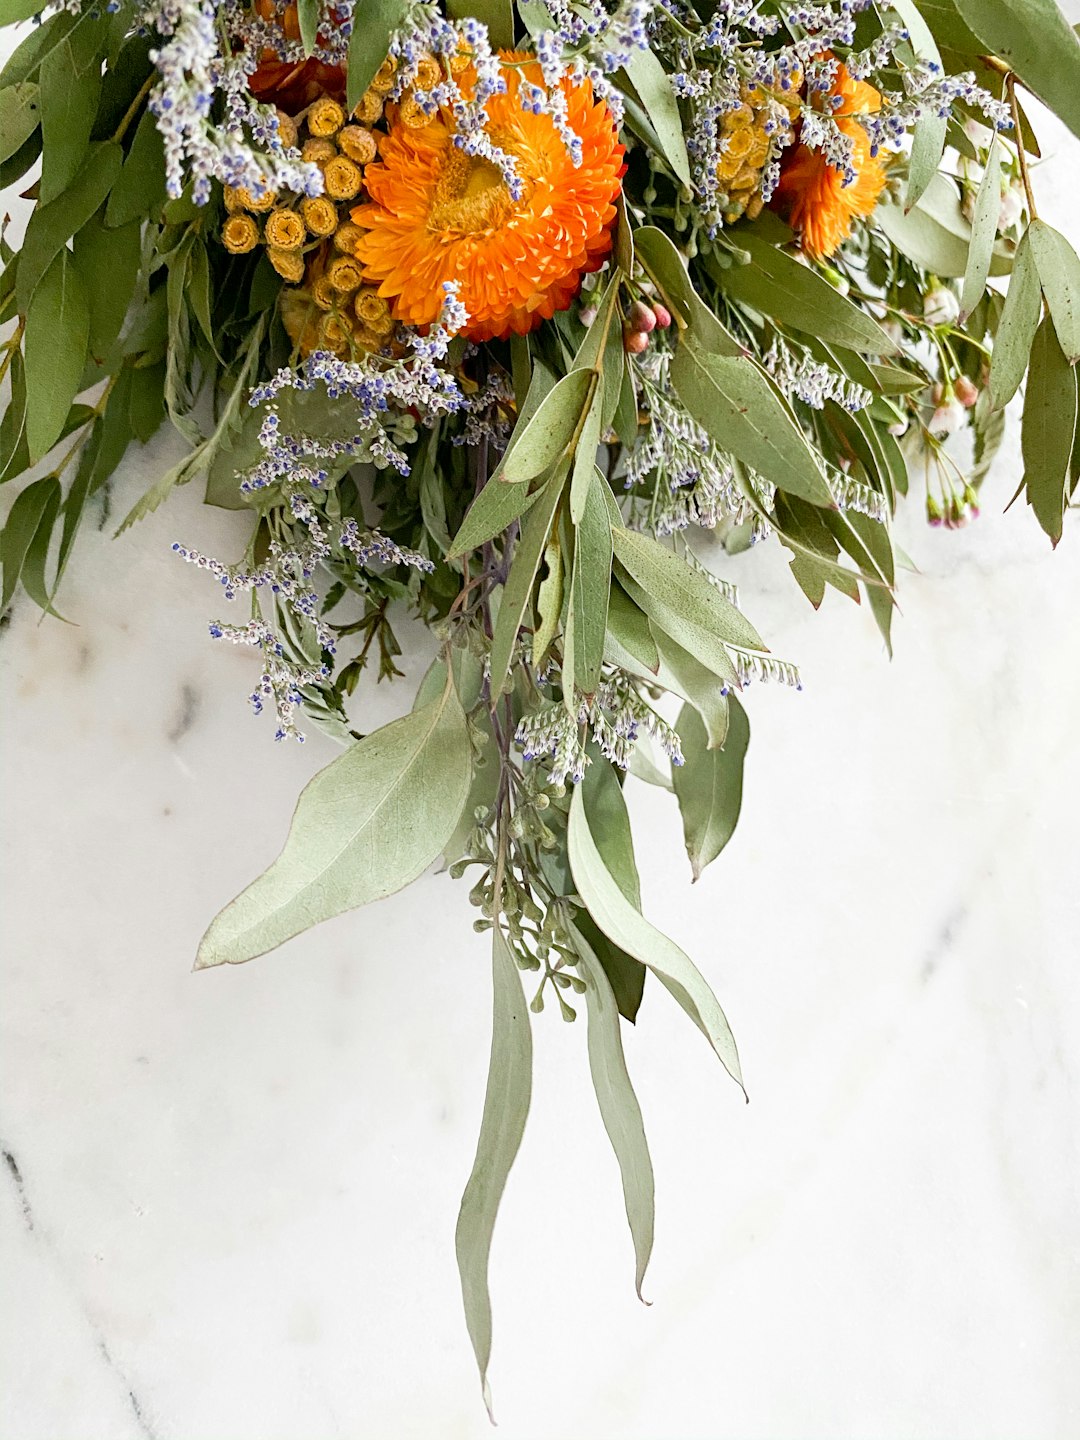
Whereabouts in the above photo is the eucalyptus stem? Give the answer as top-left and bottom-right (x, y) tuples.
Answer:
(1007, 73), (1038, 223)
(112, 73), (155, 146)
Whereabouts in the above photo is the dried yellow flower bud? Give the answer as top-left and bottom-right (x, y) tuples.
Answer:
(264, 207), (306, 250)
(351, 324), (384, 354)
(323, 155), (362, 201)
(398, 93), (431, 130)
(281, 288), (321, 352)
(300, 196), (338, 237)
(414, 53), (442, 90)
(327, 254), (363, 292)
(449, 44), (472, 75)
(337, 124), (377, 166)
(352, 89), (383, 125)
(302, 137), (337, 165)
(370, 55), (397, 95)
(222, 213), (260, 254)
(234, 185), (276, 213)
(267, 246), (306, 283)
(274, 108), (299, 149)
(223, 185), (245, 213)
(311, 274), (337, 310)
(354, 288), (392, 334)
(319, 313), (351, 353)
(333, 220), (365, 254)
(308, 96), (346, 137)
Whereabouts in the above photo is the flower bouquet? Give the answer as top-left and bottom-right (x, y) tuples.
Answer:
(2, 0), (1079, 1409)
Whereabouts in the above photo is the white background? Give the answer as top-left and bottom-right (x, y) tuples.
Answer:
(3, 18), (1080, 1440)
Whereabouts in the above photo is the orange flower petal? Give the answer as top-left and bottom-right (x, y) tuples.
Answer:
(352, 54), (624, 340)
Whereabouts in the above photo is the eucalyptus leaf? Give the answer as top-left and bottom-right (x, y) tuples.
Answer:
(673, 698), (748, 882)
(890, 0), (947, 209)
(671, 336), (834, 506)
(960, 134), (1000, 322)
(16, 140), (122, 311)
(1028, 220), (1080, 364)
(347, 0), (408, 111)
(1021, 317), (1077, 547)
(297, 0), (318, 53)
(489, 465), (567, 699)
(606, 583), (659, 675)
(582, 753), (641, 909)
(500, 367), (594, 485)
(446, 0), (512, 48)
(565, 469), (612, 698)
(455, 924), (532, 1422)
(619, 48), (691, 190)
(952, 0), (1080, 144)
(24, 249), (89, 463)
(612, 527), (766, 652)
(106, 106), (167, 227)
(617, 566), (740, 688)
(635, 226), (741, 358)
(716, 228), (900, 355)
(988, 228), (1041, 410)
(651, 627), (730, 750)
(572, 922), (655, 1300)
(197, 677), (473, 967)
(38, 33), (99, 202)
(568, 785), (745, 1093)
(0, 81), (39, 164)
(1, 475), (60, 611)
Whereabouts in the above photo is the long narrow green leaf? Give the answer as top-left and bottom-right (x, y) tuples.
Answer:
(671, 337), (834, 506)
(1021, 317), (1078, 547)
(612, 527), (765, 652)
(565, 469), (612, 698)
(455, 925), (533, 1422)
(196, 676), (472, 967)
(890, 0), (947, 210)
(953, 0), (1080, 145)
(620, 48), (692, 190)
(346, 0), (407, 111)
(568, 785), (745, 1094)
(488, 465), (567, 699)
(673, 699), (748, 882)
(501, 367), (594, 485)
(960, 135), (1000, 322)
(1028, 220), (1080, 363)
(572, 922), (655, 1300)
(988, 228), (1041, 410)
(24, 249), (89, 463)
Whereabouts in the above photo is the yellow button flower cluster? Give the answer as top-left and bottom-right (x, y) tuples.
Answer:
(715, 74), (803, 224)
(219, 89), (392, 359)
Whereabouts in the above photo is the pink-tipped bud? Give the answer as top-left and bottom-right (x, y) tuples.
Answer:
(652, 302), (672, 329)
(624, 327), (650, 354)
(627, 300), (657, 333)
(954, 375), (979, 408)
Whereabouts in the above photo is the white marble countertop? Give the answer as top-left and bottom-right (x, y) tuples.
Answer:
(4, 61), (1080, 1440)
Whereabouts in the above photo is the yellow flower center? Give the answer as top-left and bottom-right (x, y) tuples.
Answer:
(428, 149), (516, 237)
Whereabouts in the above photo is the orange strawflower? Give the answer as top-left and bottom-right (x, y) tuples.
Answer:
(351, 54), (625, 341)
(771, 59), (888, 258)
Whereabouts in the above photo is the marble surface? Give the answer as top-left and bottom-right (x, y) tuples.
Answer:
(4, 69), (1080, 1440)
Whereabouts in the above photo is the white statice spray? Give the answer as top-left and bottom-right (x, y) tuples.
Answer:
(516, 672), (684, 787)
(141, 0), (324, 203)
(625, 349), (771, 539)
(763, 338), (872, 413)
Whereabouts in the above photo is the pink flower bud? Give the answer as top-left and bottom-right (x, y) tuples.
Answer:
(954, 375), (979, 407)
(652, 302), (672, 329)
(627, 300), (657, 333)
(624, 327), (650, 354)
